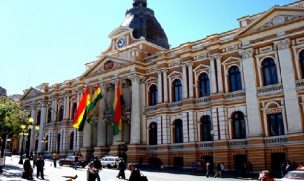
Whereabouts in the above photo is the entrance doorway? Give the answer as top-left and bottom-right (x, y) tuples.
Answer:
(173, 157), (184, 168)
(201, 156), (214, 173)
(234, 154), (247, 176)
(271, 152), (286, 178)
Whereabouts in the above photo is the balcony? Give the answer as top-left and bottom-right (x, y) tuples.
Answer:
(296, 79), (304, 90)
(195, 97), (211, 106)
(225, 90), (246, 100)
(168, 101), (183, 110)
(264, 135), (287, 146)
(198, 141), (214, 150)
(228, 139), (247, 148)
(145, 105), (158, 113)
(257, 84), (283, 95)
(170, 143), (184, 150)
(146, 145), (158, 151)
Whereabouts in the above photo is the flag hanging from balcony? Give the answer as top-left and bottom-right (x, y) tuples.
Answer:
(72, 88), (91, 130)
(113, 80), (122, 135)
(86, 85), (103, 124)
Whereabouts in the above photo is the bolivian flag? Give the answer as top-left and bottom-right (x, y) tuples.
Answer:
(72, 88), (91, 129)
(86, 86), (103, 124)
(113, 80), (122, 135)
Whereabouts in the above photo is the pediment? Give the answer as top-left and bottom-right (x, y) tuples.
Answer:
(108, 26), (133, 39)
(82, 55), (133, 78)
(222, 57), (241, 65)
(21, 87), (44, 100)
(193, 64), (210, 73)
(145, 77), (157, 84)
(168, 71), (182, 79)
(237, 7), (304, 37)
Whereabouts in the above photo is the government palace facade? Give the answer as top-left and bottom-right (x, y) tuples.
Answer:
(20, 0), (304, 174)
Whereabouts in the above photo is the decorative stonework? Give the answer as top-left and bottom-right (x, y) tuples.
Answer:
(240, 48), (254, 59)
(274, 39), (291, 50)
(257, 15), (303, 31)
(169, 60), (181, 67)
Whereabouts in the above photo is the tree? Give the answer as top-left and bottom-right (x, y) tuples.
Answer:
(0, 97), (29, 157)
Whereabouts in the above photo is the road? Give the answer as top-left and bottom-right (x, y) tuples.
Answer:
(0, 155), (255, 181)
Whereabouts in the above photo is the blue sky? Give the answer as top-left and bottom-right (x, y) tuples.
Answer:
(0, 0), (295, 95)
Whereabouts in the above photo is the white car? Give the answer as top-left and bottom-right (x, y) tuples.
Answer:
(276, 170), (304, 181)
(100, 156), (120, 168)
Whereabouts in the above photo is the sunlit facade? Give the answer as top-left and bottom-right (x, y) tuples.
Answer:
(20, 0), (304, 174)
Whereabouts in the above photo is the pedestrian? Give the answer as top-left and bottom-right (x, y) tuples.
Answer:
(206, 161), (211, 178)
(117, 159), (126, 179)
(87, 162), (98, 181)
(128, 163), (141, 181)
(281, 162), (287, 177)
(52, 152), (57, 168)
(36, 155), (45, 179)
(220, 162), (225, 177)
(33, 153), (38, 168)
(73, 155), (79, 170)
(93, 157), (102, 181)
(214, 163), (221, 178)
(22, 156), (33, 180)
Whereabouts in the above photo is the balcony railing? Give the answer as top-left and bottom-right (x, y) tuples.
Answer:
(225, 90), (246, 99)
(257, 84), (283, 95)
(145, 105), (158, 113)
(198, 141), (214, 150)
(168, 101), (183, 110)
(228, 139), (247, 148)
(264, 135), (287, 145)
(296, 79), (304, 89)
(195, 97), (211, 105)
(146, 145), (158, 151)
(170, 144), (184, 150)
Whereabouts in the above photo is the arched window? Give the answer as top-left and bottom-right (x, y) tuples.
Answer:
(299, 51), (304, 79)
(199, 73), (210, 97)
(173, 79), (182, 102)
(149, 122), (157, 145)
(72, 103), (77, 119)
(174, 119), (183, 143)
(47, 108), (52, 123)
(229, 66), (242, 92)
(200, 115), (212, 141)
(232, 112), (246, 139)
(268, 113), (284, 136)
(149, 85), (158, 106)
(59, 105), (64, 121)
(36, 110), (41, 126)
(69, 132), (74, 150)
(262, 58), (278, 86)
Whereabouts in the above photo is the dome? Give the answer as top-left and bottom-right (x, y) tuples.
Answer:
(121, 0), (169, 49)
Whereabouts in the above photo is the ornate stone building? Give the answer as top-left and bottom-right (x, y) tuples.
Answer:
(20, 0), (304, 173)
(0, 86), (7, 97)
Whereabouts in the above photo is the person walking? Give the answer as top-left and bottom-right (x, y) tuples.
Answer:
(87, 162), (98, 181)
(36, 155), (45, 179)
(206, 161), (211, 178)
(214, 163), (221, 178)
(93, 157), (102, 181)
(220, 162), (225, 177)
(22, 157), (33, 180)
(117, 159), (126, 179)
(52, 153), (57, 168)
(128, 163), (141, 181)
(73, 155), (79, 170)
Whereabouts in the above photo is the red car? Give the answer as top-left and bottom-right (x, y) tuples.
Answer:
(59, 156), (85, 168)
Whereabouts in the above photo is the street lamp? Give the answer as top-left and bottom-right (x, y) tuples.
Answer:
(41, 137), (48, 155)
(18, 125), (29, 164)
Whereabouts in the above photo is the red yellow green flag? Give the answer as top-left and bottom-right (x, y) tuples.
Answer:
(72, 88), (91, 129)
(86, 86), (103, 124)
(113, 80), (122, 135)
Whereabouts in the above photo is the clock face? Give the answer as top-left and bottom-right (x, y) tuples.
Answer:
(116, 37), (127, 48)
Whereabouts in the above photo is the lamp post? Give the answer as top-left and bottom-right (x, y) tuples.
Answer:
(18, 125), (28, 164)
(41, 137), (48, 155)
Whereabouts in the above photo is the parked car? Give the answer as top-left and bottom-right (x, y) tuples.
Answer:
(59, 155), (85, 168)
(100, 156), (120, 168)
(276, 170), (304, 181)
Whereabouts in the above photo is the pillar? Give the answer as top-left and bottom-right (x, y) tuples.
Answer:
(182, 64), (188, 99)
(157, 71), (163, 104)
(130, 75), (141, 144)
(163, 70), (169, 103)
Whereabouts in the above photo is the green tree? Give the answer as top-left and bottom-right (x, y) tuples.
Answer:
(0, 97), (29, 158)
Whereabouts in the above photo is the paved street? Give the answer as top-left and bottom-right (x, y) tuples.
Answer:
(0, 155), (255, 181)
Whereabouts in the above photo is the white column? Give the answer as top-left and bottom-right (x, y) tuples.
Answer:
(217, 107), (227, 139)
(209, 57), (217, 94)
(38, 105), (46, 152)
(275, 39), (303, 133)
(163, 70), (169, 103)
(52, 98), (57, 122)
(162, 115), (170, 144)
(182, 112), (189, 142)
(140, 81), (147, 144)
(29, 108), (36, 152)
(241, 48), (262, 137)
(182, 64), (188, 99)
(157, 71), (163, 104)
(130, 75), (141, 144)
(97, 83), (107, 146)
(83, 121), (92, 147)
(188, 112), (195, 142)
(216, 55), (223, 93)
(211, 108), (219, 141)
(64, 95), (70, 120)
(188, 63), (194, 98)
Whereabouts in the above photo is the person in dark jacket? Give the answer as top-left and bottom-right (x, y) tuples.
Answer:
(36, 156), (45, 179)
(87, 162), (98, 181)
(93, 157), (102, 181)
(128, 163), (141, 181)
(22, 157), (33, 180)
(117, 159), (126, 179)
